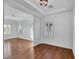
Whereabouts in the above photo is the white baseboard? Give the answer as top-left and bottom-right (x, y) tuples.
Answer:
(33, 43), (40, 47)
(34, 42), (72, 49)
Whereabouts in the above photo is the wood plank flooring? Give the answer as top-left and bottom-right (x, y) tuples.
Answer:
(4, 38), (74, 59)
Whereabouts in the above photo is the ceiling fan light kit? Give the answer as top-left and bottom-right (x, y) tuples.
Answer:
(40, 0), (48, 6)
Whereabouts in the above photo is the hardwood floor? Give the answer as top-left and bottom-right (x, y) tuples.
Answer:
(4, 38), (74, 59)
(34, 44), (74, 59)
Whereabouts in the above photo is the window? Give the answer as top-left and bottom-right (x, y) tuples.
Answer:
(31, 27), (33, 39)
(4, 24), (11, 34)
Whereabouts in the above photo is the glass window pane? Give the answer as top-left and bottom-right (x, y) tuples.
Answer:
(4, 24), (11, 34)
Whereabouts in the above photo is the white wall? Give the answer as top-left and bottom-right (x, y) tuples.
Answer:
(4, 19), (34, 41)
(4, 19), (17, 40)
(17, 20), (33, 41)
(73, 9), (75, 54)
(33, 15), (41, 46)
(40, 11), (73, 49)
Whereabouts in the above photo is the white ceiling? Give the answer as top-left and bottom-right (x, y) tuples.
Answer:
(4, 0), (74, 18)
(24, 0), (74, 15)
(4, 4), (33, 21)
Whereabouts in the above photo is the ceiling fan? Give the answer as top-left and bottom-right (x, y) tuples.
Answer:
(40, 0), (53, 8)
